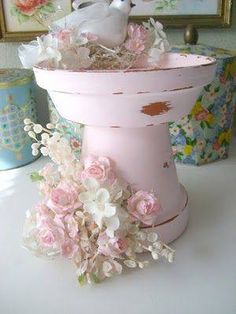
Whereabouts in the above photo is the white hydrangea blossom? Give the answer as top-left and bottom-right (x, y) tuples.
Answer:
(79, 178), (120, 237)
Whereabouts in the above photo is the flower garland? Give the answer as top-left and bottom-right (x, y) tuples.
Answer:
(18, 18), (169, 70)
(23, 119), (175, 285)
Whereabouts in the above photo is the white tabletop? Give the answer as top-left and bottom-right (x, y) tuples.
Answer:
(1, 140), (236, 314)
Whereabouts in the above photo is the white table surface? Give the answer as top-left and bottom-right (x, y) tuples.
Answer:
(0, 140), (236, 314)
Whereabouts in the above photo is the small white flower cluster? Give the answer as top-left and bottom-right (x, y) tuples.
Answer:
(123, 229), (174, 269)
(19, 31), (93, 69)
(24, 119), (75, 165)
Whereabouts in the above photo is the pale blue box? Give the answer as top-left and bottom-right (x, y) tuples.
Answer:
(0, 69), (38, 170)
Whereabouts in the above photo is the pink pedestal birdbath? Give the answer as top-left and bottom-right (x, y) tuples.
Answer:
(34, 53), (216, 243)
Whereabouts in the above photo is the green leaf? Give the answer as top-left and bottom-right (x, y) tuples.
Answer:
(18, 12), (30, 24)
(91, 273), (100, 284)
(11, 6), (30, 23)
(208, 104), (214, 111)
(175, 152), (184, 160)
(10, 6), (18, 16)
(204, 85), (211, 92)
(78, 274), (87, 286)
(200, 121), (205, 129)
(39, 3), (56, 13)
(186, 137), (192, 145)
(30, 172), (44, 182)
(205, 121), (211, 129)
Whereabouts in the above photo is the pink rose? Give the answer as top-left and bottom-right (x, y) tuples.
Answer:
(47, 181), (81, 216)
(97, 233), (128, 257)
(195, 110), (209, 121)
(81, 156), (115, 184)
(61, 239), (78, 259)
(39, 229), (57, 247)
(109, 237), (128, 254)
(125, 39), (145, 54)
(125, 23), (147, 54)
(127, 191), (162, 226)
(127, 23), (147, 41)
(38, 217), (64, 248)
(14, 0), (49, 16)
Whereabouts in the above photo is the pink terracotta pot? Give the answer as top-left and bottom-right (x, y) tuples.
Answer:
(34, 53), (216, 243)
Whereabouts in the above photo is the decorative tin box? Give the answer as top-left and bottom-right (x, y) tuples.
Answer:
(0, 69), (38, 170)
(169, 45), (236, 165)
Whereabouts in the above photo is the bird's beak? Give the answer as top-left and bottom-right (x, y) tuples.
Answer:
(130, 2), (136, 8)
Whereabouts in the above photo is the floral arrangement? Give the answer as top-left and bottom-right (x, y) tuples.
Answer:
(18, 17), (169, 70)
(22, 119), (175, 285)
(11, 0), (56, 24)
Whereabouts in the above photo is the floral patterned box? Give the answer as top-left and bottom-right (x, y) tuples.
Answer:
(169, 45), (236, 165)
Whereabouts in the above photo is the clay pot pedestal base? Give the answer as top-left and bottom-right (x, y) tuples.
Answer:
(34, 53), (216, 243)
(83, 124), (189, 243)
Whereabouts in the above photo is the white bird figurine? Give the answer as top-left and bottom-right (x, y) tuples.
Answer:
(54, 0), (136, 48)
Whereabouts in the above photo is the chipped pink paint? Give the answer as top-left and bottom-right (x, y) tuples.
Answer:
(33, 53), (216, 243)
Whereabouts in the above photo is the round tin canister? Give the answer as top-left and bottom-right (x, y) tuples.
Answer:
(0, 69), (39, 170)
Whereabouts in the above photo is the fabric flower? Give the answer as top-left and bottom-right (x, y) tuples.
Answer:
(81, 156), (115, 185)
(22, 120), (175, 284)
(46, 134), (74, 165)
(125, 23), (147, 54)
(127, 191), (162, 226)
(61, 239), (79, 258)
(18, 34), (61, 68)
(79, 178), (120, 237)
(47, 181), (81, 215)
(147, 18), (170, 65)
(97, 233), (128, 257)
(38, 229), (57, 247)
(60, 47), (92, 70)
(37, 216), (65, 249)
